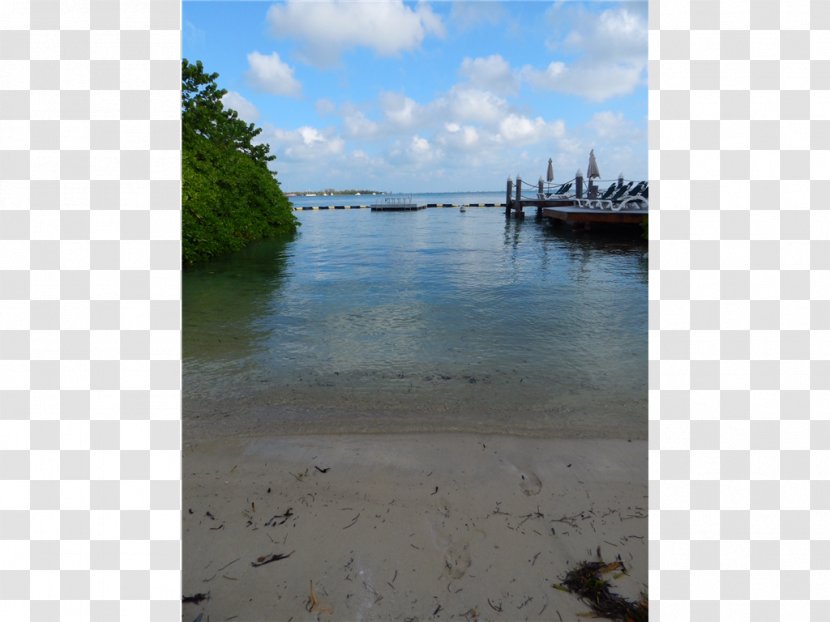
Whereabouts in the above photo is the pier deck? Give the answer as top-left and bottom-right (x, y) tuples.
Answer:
(541, 206), (647, 225)
(504, 174), (648, 232)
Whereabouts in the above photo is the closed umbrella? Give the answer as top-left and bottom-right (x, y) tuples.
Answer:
(586, 149), (600, 179)
(546, 158), (554, 183)
(586, 149), (600, 199)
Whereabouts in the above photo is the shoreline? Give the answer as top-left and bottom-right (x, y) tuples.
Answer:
(183, 432), (647, 621)
(183, 396), (648, 445)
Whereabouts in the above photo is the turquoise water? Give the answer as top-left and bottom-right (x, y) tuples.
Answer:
(183, 196), (647, 439)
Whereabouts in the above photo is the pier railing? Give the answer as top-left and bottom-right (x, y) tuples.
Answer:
(379, 194), (415, 206)
(505, 173), (648, 218)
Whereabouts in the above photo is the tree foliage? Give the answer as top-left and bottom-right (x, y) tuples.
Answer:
(182, 59), (297, 265)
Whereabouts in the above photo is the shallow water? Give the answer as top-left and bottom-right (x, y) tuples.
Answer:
(183, 200), (647, 439)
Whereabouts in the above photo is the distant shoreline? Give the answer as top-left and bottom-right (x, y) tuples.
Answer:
(285, 189), (384, 197)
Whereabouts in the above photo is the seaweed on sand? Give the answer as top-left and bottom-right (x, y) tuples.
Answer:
(558, 561), (647, 621)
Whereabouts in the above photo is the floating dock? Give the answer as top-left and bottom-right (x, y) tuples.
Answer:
(369, 195), (424, 211)
(370, 203), (425, 212)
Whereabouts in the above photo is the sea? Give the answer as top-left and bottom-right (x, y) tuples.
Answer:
(183, 191), (647, 440)
(286, 190), (508, 208)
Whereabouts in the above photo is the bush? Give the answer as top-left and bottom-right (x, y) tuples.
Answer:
(182, 59), (297, 265)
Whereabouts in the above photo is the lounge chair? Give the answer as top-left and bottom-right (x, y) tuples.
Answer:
(577, 183), (618, 209)
(553, 182), (572, 196)
(610, 181), (649, 211)
(597, 183), (617, 201)
(578, 182), (632, 211)
(610, 182), (633, 203)
(629, 182), (648, 199)
(540, 181), (572, 199)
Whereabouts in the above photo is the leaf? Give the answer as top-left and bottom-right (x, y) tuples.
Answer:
(307, 580), (333, 615)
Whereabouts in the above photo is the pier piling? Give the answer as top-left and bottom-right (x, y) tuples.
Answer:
(514, 176), (524, 218)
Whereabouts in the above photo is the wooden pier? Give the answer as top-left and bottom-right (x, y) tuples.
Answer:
(541, 206), (647, 225)
(504, 176), (647, 230)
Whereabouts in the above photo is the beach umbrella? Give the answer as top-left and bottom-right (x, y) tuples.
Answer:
(586, 149), (600, 179)
(546, 158), (554, 182)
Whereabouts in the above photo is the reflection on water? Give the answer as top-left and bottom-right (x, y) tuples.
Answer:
(184, 208), (647, 439)
(183, 234), (295, 362)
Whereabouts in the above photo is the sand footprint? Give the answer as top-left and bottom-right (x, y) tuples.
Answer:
(443, 541), (472, 579)
(435, 497), (451, 519)
(519, 471), (543, 496)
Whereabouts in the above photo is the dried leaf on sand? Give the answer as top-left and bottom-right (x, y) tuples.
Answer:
(306, 580), (333, 615)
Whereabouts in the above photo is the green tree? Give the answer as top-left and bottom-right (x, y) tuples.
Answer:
(182, 59), (297, 265)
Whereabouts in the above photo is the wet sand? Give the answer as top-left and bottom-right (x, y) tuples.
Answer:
(182, 433), (647, 621)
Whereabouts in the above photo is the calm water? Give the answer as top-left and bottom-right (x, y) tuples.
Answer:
(287, 190), (508, 208)
(183, 194), (647, 439)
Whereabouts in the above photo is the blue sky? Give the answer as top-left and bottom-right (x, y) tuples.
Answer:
(183, 1), (647, 193)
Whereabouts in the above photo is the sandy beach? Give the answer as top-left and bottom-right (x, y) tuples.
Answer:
(182, 433), (647, 621)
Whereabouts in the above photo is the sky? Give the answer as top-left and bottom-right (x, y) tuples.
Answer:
(183, 1), (647, 193)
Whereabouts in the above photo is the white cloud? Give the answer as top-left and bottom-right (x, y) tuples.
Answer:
(459, 55), (518, 95)
(410, 135), (430, 155)
(379, 92), (421, 127)
(442, 86), (509, 126)
(588, 111), (627, 139)
(315, 55), (571, 172)
(404, 134), (441, 164)
(384, 133), (443, 167)
(525, 6), (647, 102)
(436, 122), (480, 151)
(266, 0), (444, 66)
(370, 85), (509, 135)
(498, 114), (565, 145)
(342, 104), (379, 138)
(520, 62), (562, 89)
(591, 7), (647, 58)
(221, 91), (259, 123)
(522, 61), (566, 88)
(268, 125), (345, 161)
(245, 51), (302, 96)
(416, 2), (445, 39)
(522, 59), (643, 102)
(499, 115), (540, 142)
